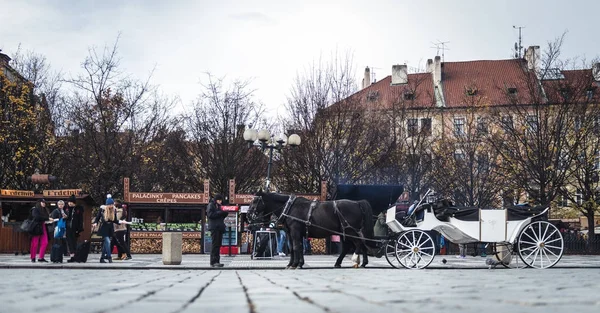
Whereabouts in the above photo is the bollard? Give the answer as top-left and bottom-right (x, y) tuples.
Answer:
(162, 232), (182, 265)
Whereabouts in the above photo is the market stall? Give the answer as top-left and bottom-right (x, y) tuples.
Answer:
(123, 177), (209, 254)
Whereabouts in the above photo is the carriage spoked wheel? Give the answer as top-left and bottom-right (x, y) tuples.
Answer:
(516, 221), (564, 269)
(394, 230), (436, 269)
(384, 237), (401, 268)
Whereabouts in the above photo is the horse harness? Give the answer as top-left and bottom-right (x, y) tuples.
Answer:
(278, 194), (370, 242)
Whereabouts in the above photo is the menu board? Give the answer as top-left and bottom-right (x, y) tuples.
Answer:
(130, 223), (201, 232)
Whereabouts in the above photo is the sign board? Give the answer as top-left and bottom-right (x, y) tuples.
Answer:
(43, 189), (82, 197)
(240, 205), (249, 213)
(128, 192), (207, 204)
(222, 205), (238, 212)
(130, 231), (200, 239)
(0, 189), (34, 197)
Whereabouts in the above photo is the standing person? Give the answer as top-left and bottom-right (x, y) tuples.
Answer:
(374, 211), (387, 238)
(66, 195), (84, 259)
(457, 243), (467, 259)
(277, 228), (287, 257)
(113, 200), (132, 260)
(50, 200), (69, 256)
(92, 195), (131, 263)
(30, 199), (52, 263)
(206, 194), (227, 267)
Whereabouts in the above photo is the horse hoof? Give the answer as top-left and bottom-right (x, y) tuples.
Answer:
(334, 264), (341, 268)
(352, 264), (359, 268)
(291, 266), (297, 270)
(285, 266), (291, 270)
(361, 264), (368, 268)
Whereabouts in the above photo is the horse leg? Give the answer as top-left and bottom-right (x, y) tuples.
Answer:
(334, 240), (348, 268)
(361, 246), (369, 268)
(286, 233), (294, 269)
(290, 234), (303, 269)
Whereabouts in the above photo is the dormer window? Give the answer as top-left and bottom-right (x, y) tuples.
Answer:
(466, 87), (478, 96)
(404, 91), (415, 100)
(587, 88), (595, 102)
(560, 87), (571, 101)
(508, 87), (518, 95)
(366, 91), (379, 101)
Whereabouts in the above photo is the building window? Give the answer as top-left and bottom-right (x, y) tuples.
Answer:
(526, 115), (538, 134)
(575, 190), (583, 206)
(404, 92), (415, 100)
(421, 118), (432, 136)
(587, 89), (594, 102)
(575, 117), (583, 131)
(501, 115), (513, 131)
(407, 119), (418, 136)
(454, 150), (465, 161)
(476, 116), (488, 135)
(454, 117), (465, 136)
(477, 154), (489, 172)
(559, 195), (568, 207)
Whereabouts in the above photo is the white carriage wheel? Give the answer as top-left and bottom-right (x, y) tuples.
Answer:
(517, 221), (564, 269)
(395, 230), (436, 269)
(384, 238), (401, 268)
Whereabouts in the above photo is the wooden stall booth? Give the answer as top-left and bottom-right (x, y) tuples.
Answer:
(123, 177), (210, 254)
(0, 189), (95, 254)
(229, 179), (328, 255)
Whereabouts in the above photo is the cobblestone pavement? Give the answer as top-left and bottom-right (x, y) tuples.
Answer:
(1, 253), (600, 269)
(0, 266), (599, 313)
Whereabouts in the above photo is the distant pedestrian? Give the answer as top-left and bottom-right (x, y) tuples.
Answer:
(113, 201), (132, 260)
(374, 212), (387, 237)
(457, 243), (466, 259)
(50, 200), (69, 256)
(93, 195), (131, 263)
(30, 199), (52, 263)
(66, 195), (84, 259)
(277, 228), (288, 257)
(206, 194), (228, 267)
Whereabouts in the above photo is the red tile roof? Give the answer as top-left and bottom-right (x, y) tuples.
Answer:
(349, 73), (436, 109)
(442, 59), (537, 107)
(334, 59), (597, 111)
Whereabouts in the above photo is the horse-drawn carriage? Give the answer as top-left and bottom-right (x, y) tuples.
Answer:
(384, 190), (564, 269)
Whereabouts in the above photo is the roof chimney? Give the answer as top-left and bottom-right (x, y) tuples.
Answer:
(0, 49), (11, 65)
(391, 64), (408, 85)
(362, 67), (371, 89)
(428, 56), (445, 107)
(593, 63), (600, 81)
(525, 46), (540, 72)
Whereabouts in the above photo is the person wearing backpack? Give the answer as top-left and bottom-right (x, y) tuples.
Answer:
(92, 195), (131, 263)
(50, 200), (69, 257)
(30, 199), (53, 263)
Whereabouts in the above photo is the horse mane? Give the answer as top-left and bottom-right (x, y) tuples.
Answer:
(262, 192), (290, 203)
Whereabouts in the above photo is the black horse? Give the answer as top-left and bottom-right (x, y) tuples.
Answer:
(248, 190), (377, 269)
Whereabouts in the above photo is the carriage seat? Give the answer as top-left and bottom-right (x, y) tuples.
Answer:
(506, 204), (548, 221)
(433, 206), (480, 222)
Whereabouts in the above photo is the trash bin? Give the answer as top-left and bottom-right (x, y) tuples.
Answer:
(162, 232), (182, 265)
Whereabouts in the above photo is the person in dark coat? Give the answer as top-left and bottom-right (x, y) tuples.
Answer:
(92, 195), (131, 263)
(206, 194), (228, 267)
(50, 200), (69, 256)
(66, 195), (84, 258)
(30, 199), (53, 263)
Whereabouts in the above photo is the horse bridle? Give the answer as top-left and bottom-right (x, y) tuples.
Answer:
(248, 196), (272, 222)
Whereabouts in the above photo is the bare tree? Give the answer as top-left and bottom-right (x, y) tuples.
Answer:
(61, 38), (173, 201)
(488, 35), (590, 208)
(430, 91), (503, 208)
(185, 74), (267, 196)
(277, 52), (395, 196)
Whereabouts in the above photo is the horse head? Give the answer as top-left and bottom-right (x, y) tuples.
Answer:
(248, 189), (269, 223)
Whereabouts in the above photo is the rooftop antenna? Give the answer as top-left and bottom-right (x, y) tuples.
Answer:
(513, 25), (525, 58)
(370, 66), (382, 83)
(430, 40), (450, 62)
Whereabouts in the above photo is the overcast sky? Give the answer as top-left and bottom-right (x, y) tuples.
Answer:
(1, 0), (599, 117)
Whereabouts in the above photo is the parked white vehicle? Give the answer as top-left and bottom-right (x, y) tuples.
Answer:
(385, 190), (564, 269)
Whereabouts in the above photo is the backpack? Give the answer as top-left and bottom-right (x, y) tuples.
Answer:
(54, 218), (66, 238)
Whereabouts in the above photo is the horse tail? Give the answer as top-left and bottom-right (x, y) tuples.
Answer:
(358, 200), (377, 249)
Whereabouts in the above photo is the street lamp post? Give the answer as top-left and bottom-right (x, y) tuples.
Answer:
(243, 128), (301, 190)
